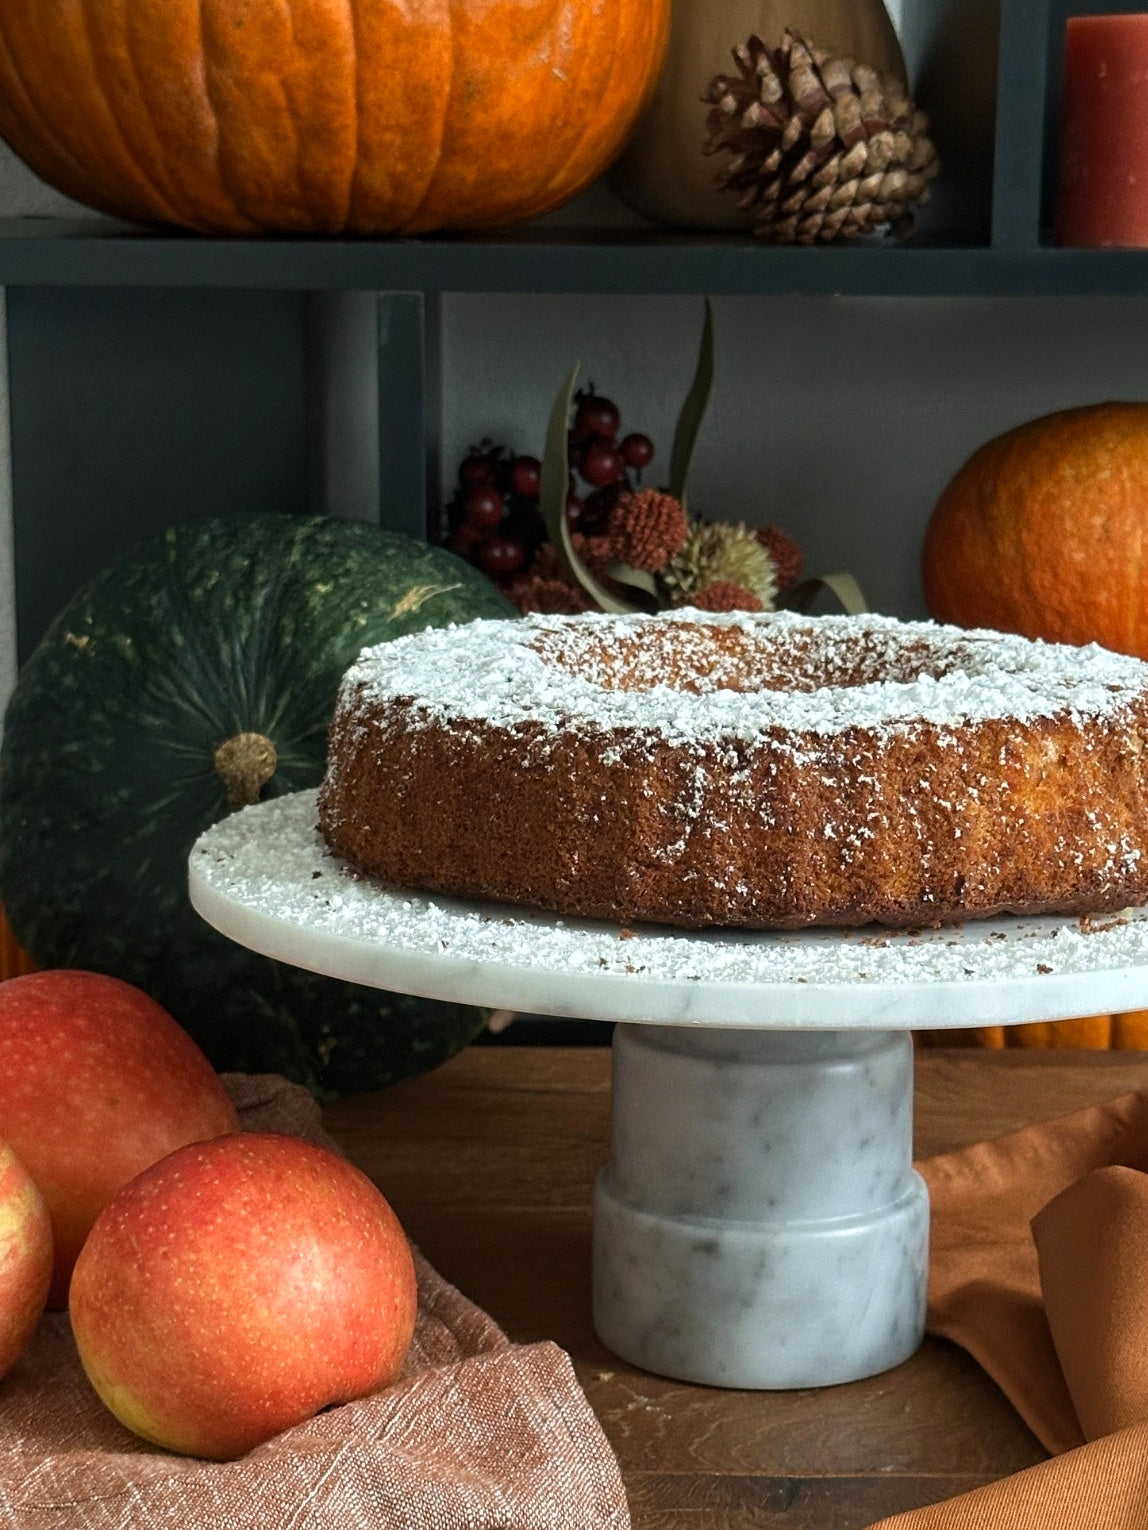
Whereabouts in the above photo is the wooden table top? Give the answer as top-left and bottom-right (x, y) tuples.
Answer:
(323, 1044), (1148, 1530)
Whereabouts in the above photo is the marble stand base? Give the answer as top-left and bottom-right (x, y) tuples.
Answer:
(592, 1024), (929, 1389)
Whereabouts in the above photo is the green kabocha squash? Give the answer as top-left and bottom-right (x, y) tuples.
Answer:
(0, 514), (515, 1098)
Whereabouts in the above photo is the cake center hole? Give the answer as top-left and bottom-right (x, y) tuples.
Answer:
(530, 625), (968, 695)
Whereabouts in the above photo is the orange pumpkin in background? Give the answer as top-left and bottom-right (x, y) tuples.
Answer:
(917, 1014), (1148, 1051)
(922, 402), (1148, 658)
(0, 0), (670, 234)
(922, 401), (1148, 1049)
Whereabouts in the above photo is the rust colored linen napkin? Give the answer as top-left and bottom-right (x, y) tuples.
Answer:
(868, 1085), (1148, 1529)
(0, 1072), (630, 1530)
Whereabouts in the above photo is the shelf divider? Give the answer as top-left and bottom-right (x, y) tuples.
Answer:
(991, 0), (1051, 249)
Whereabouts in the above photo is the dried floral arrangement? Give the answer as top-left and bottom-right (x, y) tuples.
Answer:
(443, 302), (864, 619)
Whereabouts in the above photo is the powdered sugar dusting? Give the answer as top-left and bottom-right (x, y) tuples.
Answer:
(337, 609), (1148, 743)
(190, 793), (1148, 1029)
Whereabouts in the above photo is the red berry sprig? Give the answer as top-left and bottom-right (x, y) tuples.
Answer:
(567, 385), (654, 535)
(444, 439), (544, 573)
(443, 390), (658, 586)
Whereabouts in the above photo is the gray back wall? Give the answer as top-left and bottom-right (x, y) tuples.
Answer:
(4, 283), (1147, 670)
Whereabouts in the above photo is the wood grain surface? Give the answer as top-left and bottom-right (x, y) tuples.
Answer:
(324, 1045), (1148, 1529)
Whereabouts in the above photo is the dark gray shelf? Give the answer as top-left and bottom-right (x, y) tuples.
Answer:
(3, 219), (1148, 295)
(0, 0), (1143, 299)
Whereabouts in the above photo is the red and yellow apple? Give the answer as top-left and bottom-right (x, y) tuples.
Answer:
(69, 1131), (418, 1460)
(0, 1140), (52, 1377)
(0, 969), (239, 1305)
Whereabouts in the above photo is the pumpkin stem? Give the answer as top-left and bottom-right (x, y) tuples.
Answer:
(213, 732), (278, 810)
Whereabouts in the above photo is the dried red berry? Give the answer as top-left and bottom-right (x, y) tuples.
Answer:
(574, 394), (621, 441)
(459, 450), (495, 487)
(444, 525), (482, 558)
(463, 486), (506, 532)
(619, 432), (654, 469)
(478, 536), (527, 577)
(579, 440), (624, 488)
(509, 455), (542, 499)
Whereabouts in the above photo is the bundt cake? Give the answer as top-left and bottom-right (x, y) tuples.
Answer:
(316, 609), (1148, 930)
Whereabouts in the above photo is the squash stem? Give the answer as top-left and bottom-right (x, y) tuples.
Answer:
(213, 732), (278, 809)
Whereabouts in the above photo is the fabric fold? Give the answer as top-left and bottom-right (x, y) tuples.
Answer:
(868, 1083), (1148, 1528)
(869, 1419), (1148, 1530)
(920, 1085), (1148, 1455)
(1033, 1163), (1148, 1443)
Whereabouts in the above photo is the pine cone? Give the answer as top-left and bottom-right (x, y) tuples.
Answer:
(606, 489), (689, 572)
(702, 32), (939, 244)
(688, 581), (765, 613)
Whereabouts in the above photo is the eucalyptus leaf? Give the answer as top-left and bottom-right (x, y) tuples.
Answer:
(603, 561), (660, 602)
(538, 361), (580, 576)
(784, 572), (869, 616)
(668, 298), (715, 508)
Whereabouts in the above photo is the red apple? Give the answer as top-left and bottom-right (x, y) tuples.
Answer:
(0, 970), (240, 1305)
(0, 1141), (52, 1377)
(69, 1131), (418, 1460)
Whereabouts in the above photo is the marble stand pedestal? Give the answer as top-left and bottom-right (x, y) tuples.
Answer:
(593, 1025), (927, 1388)
(188, 791), (1148, 1393)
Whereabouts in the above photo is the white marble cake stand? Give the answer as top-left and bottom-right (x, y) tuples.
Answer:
(189, 790), (1148, 1392)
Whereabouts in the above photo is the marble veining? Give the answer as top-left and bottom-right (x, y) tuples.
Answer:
(593, 1025), (928, 1388)
(606, 1025), (913, 1221)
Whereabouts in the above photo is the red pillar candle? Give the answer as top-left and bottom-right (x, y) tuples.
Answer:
(1057, 13), (1148, 246)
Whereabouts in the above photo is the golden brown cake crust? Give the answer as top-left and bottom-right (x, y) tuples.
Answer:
(317, 611), (1148, 931)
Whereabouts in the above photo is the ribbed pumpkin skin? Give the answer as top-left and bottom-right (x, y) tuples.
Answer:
(0, 515), (515, 1097)
(0, 0), (670, 234)
(922, 403), (1148, 660)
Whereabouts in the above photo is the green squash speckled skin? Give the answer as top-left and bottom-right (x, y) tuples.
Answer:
(0, 514), (516, 1098)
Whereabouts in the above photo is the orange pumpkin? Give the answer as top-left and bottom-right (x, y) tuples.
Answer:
(0, 0), (670, 234)
(922, 402), (1148, 658)
(917, 1013), (1148, 1050)
(922, 402), (1148, 1048)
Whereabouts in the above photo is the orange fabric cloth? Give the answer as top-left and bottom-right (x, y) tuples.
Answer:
(868, 1089), (1148, 1528)
(870, 1422), (1148, 1530)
